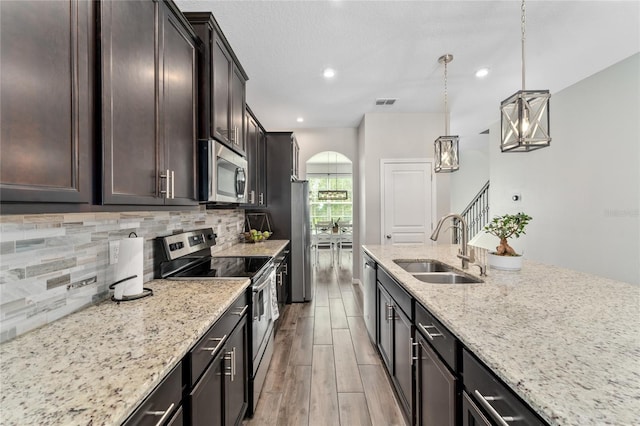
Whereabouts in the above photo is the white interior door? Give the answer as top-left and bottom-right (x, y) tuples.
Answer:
(381, 160), (433, 245)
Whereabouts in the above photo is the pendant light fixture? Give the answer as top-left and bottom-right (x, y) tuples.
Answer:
(434, 54), (459, 173)
(500, 0), (551, 152)
(318, 152), (348, 201)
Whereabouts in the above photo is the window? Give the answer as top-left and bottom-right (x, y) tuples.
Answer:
(308, 173), (352, 226)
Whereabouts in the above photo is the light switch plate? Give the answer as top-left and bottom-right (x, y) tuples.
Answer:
(109, 240), (120, 265)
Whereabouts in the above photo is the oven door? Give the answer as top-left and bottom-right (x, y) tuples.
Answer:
(252, 267), (275, 363)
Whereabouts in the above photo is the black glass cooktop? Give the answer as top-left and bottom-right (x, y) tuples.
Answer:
(172, 256), (271, 278)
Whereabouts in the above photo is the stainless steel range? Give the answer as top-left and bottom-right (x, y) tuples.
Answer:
(155, 228), (276, 416)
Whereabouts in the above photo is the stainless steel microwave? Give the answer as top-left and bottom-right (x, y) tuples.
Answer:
(198, 139), (247, 203)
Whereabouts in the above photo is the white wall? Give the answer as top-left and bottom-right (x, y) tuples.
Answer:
(295, 128), (360, 276)
(359, 112), (451, 248)
(489, 53), (639, 285)
(450, 133), (491, 214)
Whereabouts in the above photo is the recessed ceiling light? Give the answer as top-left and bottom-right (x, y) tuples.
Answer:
(475, 68), (490, 78)
(296, 117), (304, 123)
(323, 68), (336, 79)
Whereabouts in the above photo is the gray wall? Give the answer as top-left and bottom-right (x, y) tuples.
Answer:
(450, 132), (491, 214)
(0, 208), (245, 342)
(488, 53), (639, 285)
(359, 112), (451, 250)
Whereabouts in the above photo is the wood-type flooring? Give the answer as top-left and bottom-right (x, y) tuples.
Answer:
(244, 253), (407, 426)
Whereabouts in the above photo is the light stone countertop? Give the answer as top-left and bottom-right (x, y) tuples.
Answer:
(212, 239), (289, 257)
(0, 278), (250, 426)
(363, 244), (640, 426)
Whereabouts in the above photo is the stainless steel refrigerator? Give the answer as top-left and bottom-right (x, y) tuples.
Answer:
(290, 181), (312, 301)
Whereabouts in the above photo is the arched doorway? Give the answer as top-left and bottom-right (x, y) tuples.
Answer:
(306, 151), (353, 269)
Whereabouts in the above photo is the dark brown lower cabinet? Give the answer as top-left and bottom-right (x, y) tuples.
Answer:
(123, 361), (183, 426)
(376, 278), (412, 419)
(462, 391), (491, 426)
(188, 313), (248, 426)
(415, 333), (456, 426)
(224, 316), (248, 426)
(189, 348), (224, 426)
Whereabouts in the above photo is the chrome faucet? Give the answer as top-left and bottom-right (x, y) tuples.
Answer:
(430, 213), (472, 269)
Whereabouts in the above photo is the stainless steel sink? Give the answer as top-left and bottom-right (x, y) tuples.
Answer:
(393, 259), (452, 273)
(412, 272), (483, 284)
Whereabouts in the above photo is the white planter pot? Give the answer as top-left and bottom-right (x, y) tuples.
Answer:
(488, 253), (523, 271)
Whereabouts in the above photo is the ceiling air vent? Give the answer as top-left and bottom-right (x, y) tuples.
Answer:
(375, 98), (397, 106)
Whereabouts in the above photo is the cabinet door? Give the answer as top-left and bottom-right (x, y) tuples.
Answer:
(257, 127), (267, 206)
(395, 307), (413, 415)
(211, 33), (231, 145)
(417, 334), (456, 426)
(101, 0), (162, 205)
(377, 284), (393, 371)
(244, 112), (258, 205)
(230, 67), (246, 154)
(0, 0), (92, 204)
(225, 318), (248, 426)
(161, 4), (197, 205)
(462, 391), (491, 426)
(190, 351), (224, 426)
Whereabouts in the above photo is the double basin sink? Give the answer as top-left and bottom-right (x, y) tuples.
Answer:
(393, 259), (483, 284)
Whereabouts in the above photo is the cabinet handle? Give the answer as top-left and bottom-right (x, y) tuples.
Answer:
(250, 190), (255, 204)
(201, 334), (227, 355)
(473, 390), (522, 425)
(231, 305), (248, 317)
(224, 347), (236, 380)
(159, 170), (169, 198)
(411, 337), (419, 362)
(385, 303), (395, 321)
(418, 322), (443, 340)
(232, 346), (237, 379)
(170, 170), (175, 199)
(277, 272), (283, 286)
(145, 402), (175, 426)
(259, 192), (264, 205)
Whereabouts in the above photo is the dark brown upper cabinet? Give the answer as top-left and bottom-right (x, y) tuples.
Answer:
(100, 0), (198, 206)
(0, 0), (94, 205)
(184, 12), (248, 156)
(243, 106), (267, 207)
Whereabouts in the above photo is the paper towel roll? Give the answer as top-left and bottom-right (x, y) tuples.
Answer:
(114, 237), (144, 299)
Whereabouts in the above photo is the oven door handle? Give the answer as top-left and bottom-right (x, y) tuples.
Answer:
(252, 276), (273, 293)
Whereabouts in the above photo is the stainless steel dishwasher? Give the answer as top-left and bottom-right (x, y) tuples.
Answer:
(362, 252), (377, 342)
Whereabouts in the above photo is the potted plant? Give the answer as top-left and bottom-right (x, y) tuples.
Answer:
(483, 212), (532, 271)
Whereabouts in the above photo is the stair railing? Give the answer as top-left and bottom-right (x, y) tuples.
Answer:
(453, 181), (490, 244)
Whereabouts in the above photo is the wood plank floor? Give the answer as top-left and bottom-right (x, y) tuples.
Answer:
(244, 254), (407, 426)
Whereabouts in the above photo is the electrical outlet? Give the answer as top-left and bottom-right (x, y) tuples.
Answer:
(109, 240), (120, 265)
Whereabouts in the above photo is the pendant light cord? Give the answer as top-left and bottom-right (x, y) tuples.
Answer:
(444, 58), (449, 134)
(521, 0), (526, 91)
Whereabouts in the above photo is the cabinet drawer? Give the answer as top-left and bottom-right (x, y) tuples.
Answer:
(377, 267), (412, 318)
(415, 302), (457, 372)
(462, 348), (548, 426)
(188, 292), (248, 386)
(123, 361), (182, 426)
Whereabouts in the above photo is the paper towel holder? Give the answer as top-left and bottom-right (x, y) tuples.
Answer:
(109, 275), (153, 303)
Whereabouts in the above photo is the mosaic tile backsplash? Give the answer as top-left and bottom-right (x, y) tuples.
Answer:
(0, 208), (245, 343)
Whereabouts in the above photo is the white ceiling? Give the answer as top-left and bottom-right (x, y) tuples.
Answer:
(175, 0), (640, 143)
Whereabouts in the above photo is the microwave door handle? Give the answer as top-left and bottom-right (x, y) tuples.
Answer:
(235, 167), (246, 198)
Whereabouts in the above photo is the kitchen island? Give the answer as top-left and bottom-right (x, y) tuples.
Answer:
(363, 244), (640, 426)
(0, 278), (250, 425)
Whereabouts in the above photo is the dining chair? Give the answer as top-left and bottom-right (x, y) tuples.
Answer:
(336, 223), (353, 266)
(314, 221), (334, 267)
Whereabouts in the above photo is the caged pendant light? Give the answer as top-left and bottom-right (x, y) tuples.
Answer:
(434, 54), (459, 173)
(500, 0), (551, 152)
